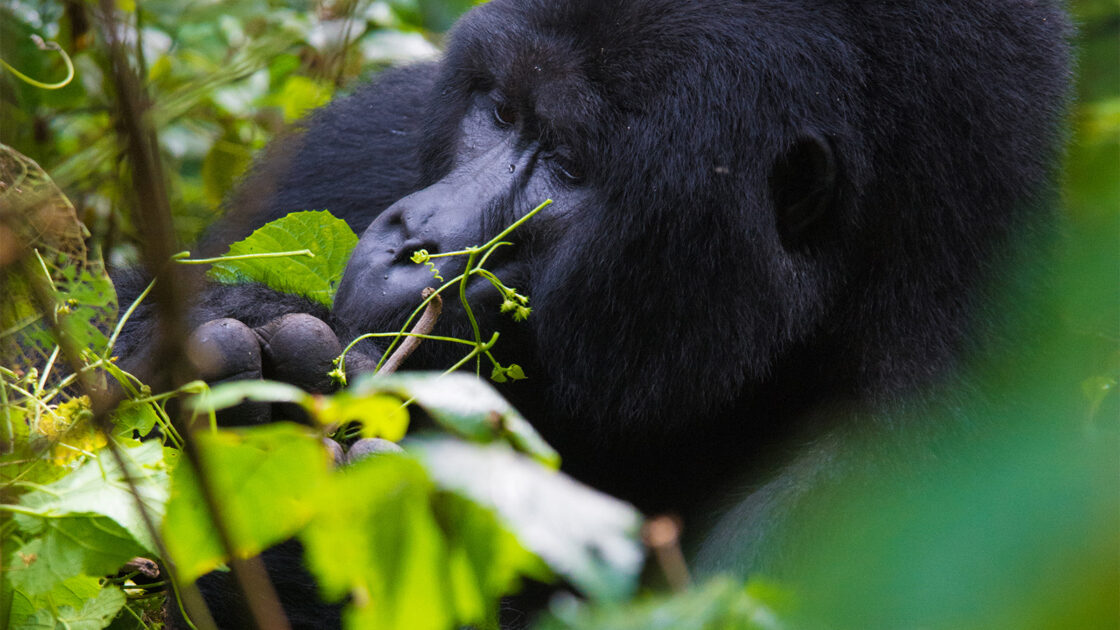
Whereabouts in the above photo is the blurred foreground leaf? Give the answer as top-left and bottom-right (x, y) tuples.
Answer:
(2, 441), (167, 629)
(537, 576), (784, 630)
(356, 372), (560, 467)
(413, 438), (643, 603)
(163, 422), (330, 582)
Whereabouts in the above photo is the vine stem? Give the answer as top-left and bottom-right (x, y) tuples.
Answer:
(0, 36), (75, 90)
(172, 249), (314, 264)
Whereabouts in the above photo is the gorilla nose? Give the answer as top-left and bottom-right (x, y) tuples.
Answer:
(394, 239), (438, 264)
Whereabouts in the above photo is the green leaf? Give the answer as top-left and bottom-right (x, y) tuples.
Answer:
(201, 131), (253, 206)
(318, 391), (410, 441)
(206, 210), (358, 307)
(351, 372), (560, 467)
(14, 441), (169, 554)
(300, 454), (546, 630)
(22, 584), (126, 630)
(162, 423), (331, 582)
(411, 438), (643, 602)
(191, 380), (311, 414)
(267, 75), (333, 123)
(6, 518), (145, 597)
(7, 574), (100, 628)
(109, 400), (160, 438)
(537, 577), (786, 630)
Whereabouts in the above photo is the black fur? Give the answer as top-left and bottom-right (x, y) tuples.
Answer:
(133, 1), (1071, 627)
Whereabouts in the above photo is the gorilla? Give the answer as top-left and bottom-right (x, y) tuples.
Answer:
(116, 0), (1071, 626)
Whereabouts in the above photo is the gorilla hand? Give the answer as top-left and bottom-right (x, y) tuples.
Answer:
(184, 313), (376, 426)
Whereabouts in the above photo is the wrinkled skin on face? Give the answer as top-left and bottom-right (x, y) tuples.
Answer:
(333, 91), (590, 340)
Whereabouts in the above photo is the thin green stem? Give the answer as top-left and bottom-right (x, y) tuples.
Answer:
(0, 36), (75, 90)
(105, 278), (156, 359)
(366, 278), (464, 372)
(344, 199), (550, 376)
(459, 249), (484, 374)
(172, 249), (315, 265)
(441, 332), (500, 376)
(474, 242), (512, 270)
(34, 249), (57, 292)
(0, 374), (12, 454)
(37, 346), (61, 392)
(480, 199), (551, 250)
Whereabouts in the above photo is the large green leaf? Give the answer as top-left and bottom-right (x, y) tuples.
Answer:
(412, 438), (644, 602)
(206, 210), (358, 307)
(21, 584), (126, 630)
(14, 441), (169, 555)
(352, 372), (560, 467)
(6, 519), (144, 597)
(7, 575), (99, 628)
(162, 422), (331, 582)
(536, 577), (785, 630)
(299, 454), (547, 630)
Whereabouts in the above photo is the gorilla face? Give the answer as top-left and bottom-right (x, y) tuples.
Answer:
(333, 89), (592, 338)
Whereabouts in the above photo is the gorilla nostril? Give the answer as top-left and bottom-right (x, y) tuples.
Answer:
(396, 239), (439, 263)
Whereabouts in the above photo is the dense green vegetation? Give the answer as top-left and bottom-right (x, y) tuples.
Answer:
(1, 1), (1116, 629)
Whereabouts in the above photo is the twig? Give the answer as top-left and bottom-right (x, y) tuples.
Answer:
(641, 514), (691, 592)
(97, 2), (290, 628)
(378, 288), (443, 375)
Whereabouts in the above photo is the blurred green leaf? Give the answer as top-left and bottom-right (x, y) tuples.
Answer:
(412, 437), (643, 602)
(162, 422), (330, 582)
(354, 372), (561, 467)
(201, 133), (254, 206)
(22, 584), (126, 630)
(6, 519), (144, 597)
(301, 453), (547, 630)
(268, 74), (333, 123)
(318, 390), (410, 441)
(193, 379), (312, 414)
(537, 577), (785, 630)
(7, 575), (101, 628)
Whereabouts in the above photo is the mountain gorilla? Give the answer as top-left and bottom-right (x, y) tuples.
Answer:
(119, 0), (1071, 626)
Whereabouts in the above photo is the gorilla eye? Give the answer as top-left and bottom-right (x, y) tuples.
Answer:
(493, 102), (517, 127)
(555, 157), (585, 184)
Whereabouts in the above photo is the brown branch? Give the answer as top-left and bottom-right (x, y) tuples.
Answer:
(378, 288), (444, 375)
(641, 514), (691, 592)
(96, 3), (290, 629)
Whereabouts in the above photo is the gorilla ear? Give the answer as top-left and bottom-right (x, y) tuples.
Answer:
(769, 132), (838, 247)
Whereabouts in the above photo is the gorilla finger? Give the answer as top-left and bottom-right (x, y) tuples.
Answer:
(322, 438), (345, 466)
(187, 318), (263, 381)
(186, 318), (270, 426)
(343, 348), (379, 382)
(254, 313), (343, 394)
(345, 437), (404, 465)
